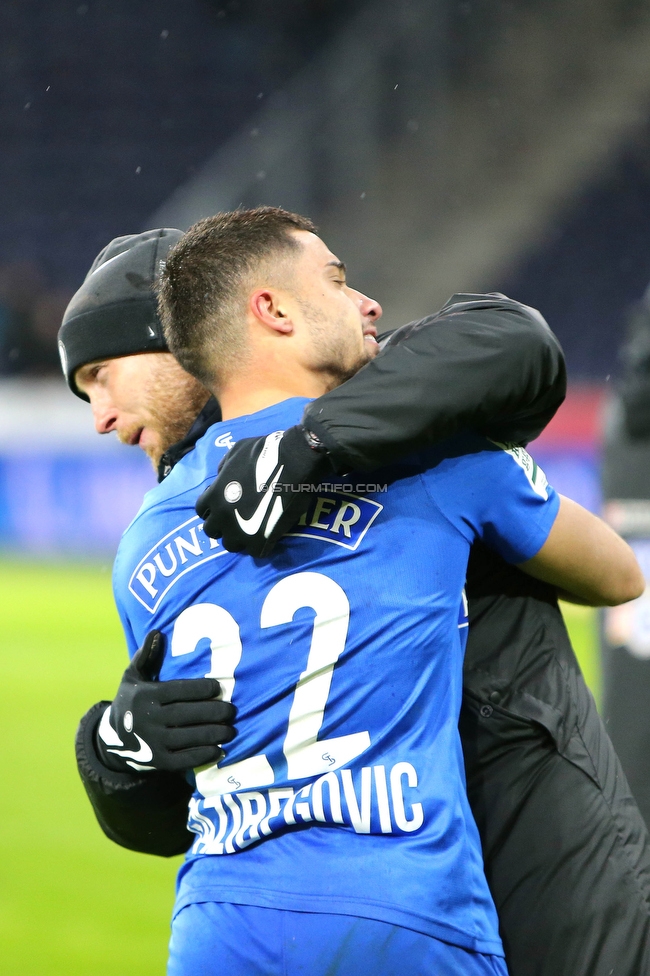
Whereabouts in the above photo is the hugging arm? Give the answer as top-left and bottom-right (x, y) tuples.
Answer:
(304, 292), (566, 470)
(200, 293), (566, 555)
(76, 631), (235, 857)
(76, 702), (194, 857)
(518, 494), (645, 607)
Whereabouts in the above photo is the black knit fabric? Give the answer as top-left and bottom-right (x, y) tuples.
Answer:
(58, 227), (182, 399)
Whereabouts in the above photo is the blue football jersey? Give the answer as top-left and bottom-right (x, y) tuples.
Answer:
(113, 397), (559, 956)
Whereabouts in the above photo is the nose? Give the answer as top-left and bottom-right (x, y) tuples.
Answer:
(90, 396), (119, 435)
(350, 288), (383, 323)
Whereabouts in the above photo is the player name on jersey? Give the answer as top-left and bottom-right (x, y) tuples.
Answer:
(188, 761), (424, 856)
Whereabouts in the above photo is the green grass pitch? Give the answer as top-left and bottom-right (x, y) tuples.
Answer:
(0, 559), (181, 975)
(0, 559), (601, 974)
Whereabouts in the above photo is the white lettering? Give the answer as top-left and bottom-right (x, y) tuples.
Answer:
(312, 772), (344, 823)
(153, 543), (177, 577)
(341, 767), (372, 833)
(172, 602), (242, 705)
(373, 765), (392, 833)
(129, 516), (229, 614)
(282, 790), (299, 825)
(201, 793), (229, 854)
(235, 791), (267, 848)
(222, 793), (242, 853)
(193, 760), (425, 851)
(187, 797), (219, 854)
(135, 563), (158, 597)
(294, 783), (313, 822)
(176, 527), (203, 563)
(310, 496), (337, 530)
(259, 788), (295, 836)
(331, 502), (361, 537)
(390, 761), (424, 833)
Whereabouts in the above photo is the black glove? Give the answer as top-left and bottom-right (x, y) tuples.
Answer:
(95, 630), (236, 773)
(196, 425), (335, 557)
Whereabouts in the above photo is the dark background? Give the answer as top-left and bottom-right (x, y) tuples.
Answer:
(1, 0), (649, 379)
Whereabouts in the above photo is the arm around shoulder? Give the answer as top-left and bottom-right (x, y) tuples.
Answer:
(517, 494), (645, 607)
(304, 293), (566, 470)
(76, 701), (194, 857)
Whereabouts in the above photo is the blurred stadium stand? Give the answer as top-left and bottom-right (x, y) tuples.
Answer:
(149, 0), (650, 379)
(533, 385), (604, 515)
(0, 380), (154, 555)
(0, 377), (601, 557)
(0, 262), (72, 376)
(2, 0), (650, 555)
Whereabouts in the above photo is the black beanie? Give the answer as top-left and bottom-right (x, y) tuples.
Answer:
(58, 227), (183, 400)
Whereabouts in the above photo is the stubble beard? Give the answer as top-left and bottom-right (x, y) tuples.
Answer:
(118, 366), (210, 469)
(301, 302), (375, 390)
(324, 346), (375, 388)
(147, 375), (209, 467)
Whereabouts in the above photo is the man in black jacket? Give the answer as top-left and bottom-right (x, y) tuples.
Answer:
(61, 226), (650, 976)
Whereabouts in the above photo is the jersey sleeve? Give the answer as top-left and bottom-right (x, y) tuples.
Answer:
(302, 293), (566, 471)
(421, 436), (560, 564)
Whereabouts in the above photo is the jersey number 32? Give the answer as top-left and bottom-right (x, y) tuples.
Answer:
(170, 571), (371, 797)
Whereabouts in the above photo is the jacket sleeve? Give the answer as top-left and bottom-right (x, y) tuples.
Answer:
(76, 701), (194, 857)
(303, 293), (566, 471)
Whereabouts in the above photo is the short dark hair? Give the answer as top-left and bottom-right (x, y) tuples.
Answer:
(158, 206), (316, 388)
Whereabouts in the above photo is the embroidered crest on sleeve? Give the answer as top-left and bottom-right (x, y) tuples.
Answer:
(490, 441), (549, 500)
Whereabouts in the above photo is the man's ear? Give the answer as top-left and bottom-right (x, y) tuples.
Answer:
(249, 289), (294, 335)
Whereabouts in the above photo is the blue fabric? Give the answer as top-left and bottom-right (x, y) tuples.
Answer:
(113, 396), (559, 957)
(167, 902), (509, 976)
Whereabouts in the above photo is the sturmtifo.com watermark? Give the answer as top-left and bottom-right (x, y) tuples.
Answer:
(260, 482), (388, 494)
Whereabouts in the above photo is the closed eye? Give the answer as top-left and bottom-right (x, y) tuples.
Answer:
(87, 362), (109, 385)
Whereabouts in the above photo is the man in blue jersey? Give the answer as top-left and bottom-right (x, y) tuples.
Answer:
(80, 208), (641, 976)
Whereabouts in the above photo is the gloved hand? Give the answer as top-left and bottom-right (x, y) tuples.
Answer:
(196, 425), (335, 557)
(95, 631), (236, 773)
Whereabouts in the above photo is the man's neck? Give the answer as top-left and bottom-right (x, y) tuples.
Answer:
(217, 373), (335, 421)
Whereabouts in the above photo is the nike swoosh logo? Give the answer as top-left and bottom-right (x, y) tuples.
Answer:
(264, 494), (284, 539)
(88, 251), (124, 276)
(98, 705), (123, 747)
(99, 706), (154, 763)
(107, 733), (154, 764)
(235, 464), (284, 536)
(125, 759), (156, 772)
